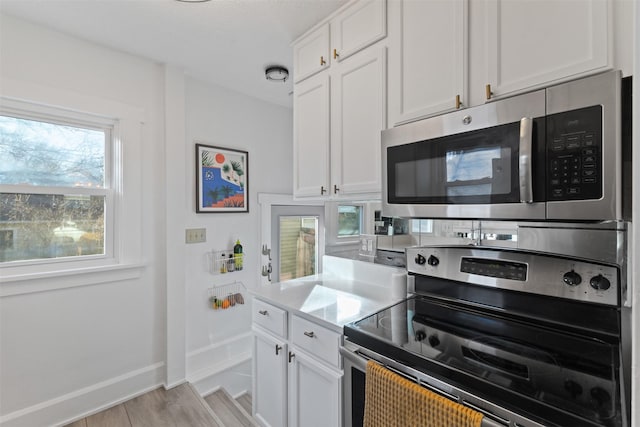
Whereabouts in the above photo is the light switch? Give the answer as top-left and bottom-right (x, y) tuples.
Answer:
(185, 228), (206, 244)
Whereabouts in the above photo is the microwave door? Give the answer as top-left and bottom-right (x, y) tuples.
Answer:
(382, 91), (546, 220)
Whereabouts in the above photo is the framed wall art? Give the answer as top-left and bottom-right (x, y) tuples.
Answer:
(196, 143), (248, 213)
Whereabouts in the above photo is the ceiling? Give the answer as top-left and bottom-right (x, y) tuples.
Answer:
(0, 0), (347, 108)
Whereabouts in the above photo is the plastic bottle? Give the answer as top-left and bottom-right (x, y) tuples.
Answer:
(227, 255), (235, 272)
(220, 253), (227, 274)
(233, 240), (243, 271)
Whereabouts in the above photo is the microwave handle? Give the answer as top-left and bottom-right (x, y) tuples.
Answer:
(519, 117), (533, 203)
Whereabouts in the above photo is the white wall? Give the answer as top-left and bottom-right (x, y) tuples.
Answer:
(0, 12), (293, 426)
(0, 14), (167, 427)
(180, 77), (292, 394)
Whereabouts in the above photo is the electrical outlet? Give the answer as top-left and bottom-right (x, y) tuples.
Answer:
(185, 228), (206, 244)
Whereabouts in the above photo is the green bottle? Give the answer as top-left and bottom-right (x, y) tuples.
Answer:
(233, 239), (243, 271)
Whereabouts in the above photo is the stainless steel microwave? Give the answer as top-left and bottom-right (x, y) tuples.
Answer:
(382, 70), (632, 221)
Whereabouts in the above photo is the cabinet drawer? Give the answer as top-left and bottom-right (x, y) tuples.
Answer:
(291, 315), (341, 368)
(253, 299), (287, 338)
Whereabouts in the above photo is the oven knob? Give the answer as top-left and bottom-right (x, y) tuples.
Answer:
(415, 330), (426, 342)
(564, 379), (583, 398)
(590, 274), (611, 291)
(562, 270), (582, 286)
(428, 335), (440, 348)
(415, 254), (426, 265)
(427, 255), (440, 267)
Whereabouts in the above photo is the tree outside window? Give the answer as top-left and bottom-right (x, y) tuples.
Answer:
(0, 111), (110, 263)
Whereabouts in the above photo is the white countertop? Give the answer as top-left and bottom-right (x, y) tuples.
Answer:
(250, 256), (408, 333)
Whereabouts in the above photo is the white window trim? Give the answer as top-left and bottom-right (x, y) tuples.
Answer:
(0, 94), (144, 294)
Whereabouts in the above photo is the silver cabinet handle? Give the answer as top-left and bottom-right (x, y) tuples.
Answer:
(519, 117), (533, 203)
(259, 310), (268, 315)
(303, 331), (315, 338)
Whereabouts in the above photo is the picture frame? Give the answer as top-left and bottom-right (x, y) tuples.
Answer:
(196, 143), (249, 213)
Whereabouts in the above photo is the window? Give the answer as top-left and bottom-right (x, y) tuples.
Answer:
(337, 205), (362, 237)
(0, 102), (115, 265)
(278, 215), (319, 281)
(268, 202), (325, 284)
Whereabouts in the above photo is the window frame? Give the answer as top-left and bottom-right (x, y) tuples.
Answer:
(0, 97), (122, 275)
(336, 204), (363, 239)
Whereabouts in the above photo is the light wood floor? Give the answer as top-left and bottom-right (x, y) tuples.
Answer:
(204, 389), (257, 427)
(65, 384), (254, 427)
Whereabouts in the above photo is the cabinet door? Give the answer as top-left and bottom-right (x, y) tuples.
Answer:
(253, 330), (287, 427)
(293, 23), (330, 83)
(331, 47), (386, 197)
(485, 0), (610, 98)
(293, 73), (330, 198)
(288, 349), (342, 427)
(388, 0), (467, 125)
(332, 0), (387, 63)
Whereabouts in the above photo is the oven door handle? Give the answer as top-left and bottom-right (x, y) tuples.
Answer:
(519, 117), (534, 204)
(340, 346), (368, 371)
(340, 346), (513, 427)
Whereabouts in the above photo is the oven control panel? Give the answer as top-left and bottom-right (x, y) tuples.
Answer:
(460, 257), (527, 281)
(407, 246), (619, 306)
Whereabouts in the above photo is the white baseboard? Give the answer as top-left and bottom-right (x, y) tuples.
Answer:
(187, 332), (252, 397)
(0, 362), (165, 427)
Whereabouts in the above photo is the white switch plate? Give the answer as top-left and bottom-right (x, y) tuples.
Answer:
(185, 228), (206, 244)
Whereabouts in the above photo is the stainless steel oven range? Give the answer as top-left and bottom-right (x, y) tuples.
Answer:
(342, 226), (631, 427)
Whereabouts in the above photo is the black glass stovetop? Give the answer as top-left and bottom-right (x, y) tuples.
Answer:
(344, 295), (622, 427)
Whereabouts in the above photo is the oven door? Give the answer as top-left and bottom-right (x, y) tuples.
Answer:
(382, 89), (546, 220)
(341, 343), (366, 427)
(340, 341), (536, 427)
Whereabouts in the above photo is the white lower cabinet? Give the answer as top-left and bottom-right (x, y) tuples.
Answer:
(288, 349), (342, 427)
(253, 328), (287, 427)
(253, 299), (343, 427)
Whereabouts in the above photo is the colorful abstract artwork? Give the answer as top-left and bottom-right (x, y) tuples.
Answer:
(196, 144), (248, 213)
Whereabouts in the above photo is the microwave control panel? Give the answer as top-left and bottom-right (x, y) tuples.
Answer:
(546, 105), (602, 201)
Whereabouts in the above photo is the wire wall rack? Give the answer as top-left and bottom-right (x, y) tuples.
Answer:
(209, 249), (244, 275)
(208, 281), (246, 311)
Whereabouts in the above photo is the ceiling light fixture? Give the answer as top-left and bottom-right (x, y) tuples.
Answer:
(265, 66), (289, 83)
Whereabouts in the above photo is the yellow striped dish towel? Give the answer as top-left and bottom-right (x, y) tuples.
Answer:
(363, 360), (484, 427)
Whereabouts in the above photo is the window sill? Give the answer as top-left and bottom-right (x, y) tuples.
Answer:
(0, 262), (145, 297)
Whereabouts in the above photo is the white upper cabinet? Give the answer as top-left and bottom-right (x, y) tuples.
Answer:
(293, 24), (330, 83)
(481, 0), (611, 101)
(388, 0), (468, 126)
(293, 48), (386, 199)
(331, 47), (386, 197)
(293, 74), (331, 197)
(293, 0), (386, 84)
(331, 0), (387, 63)
(292, 0), (388, 199)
